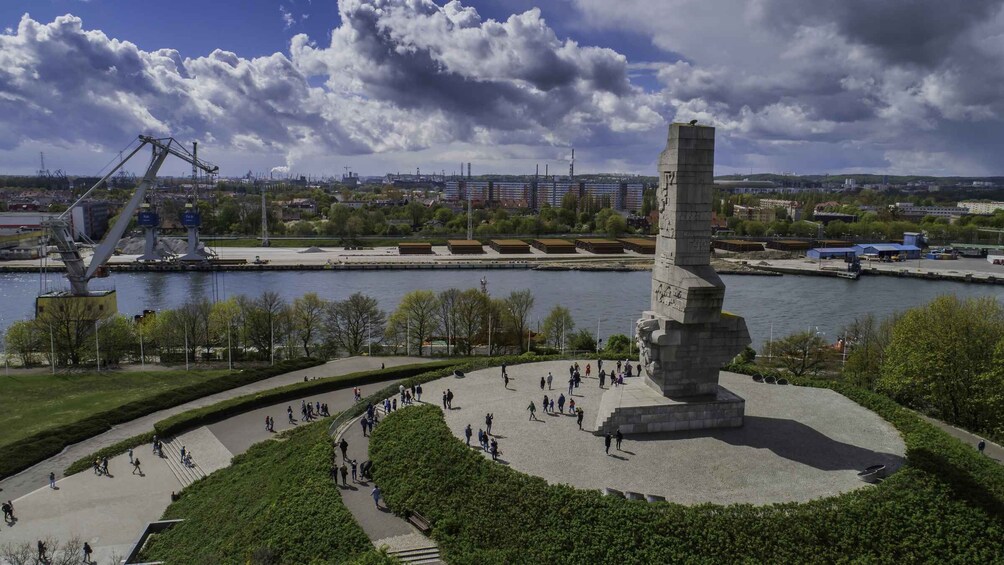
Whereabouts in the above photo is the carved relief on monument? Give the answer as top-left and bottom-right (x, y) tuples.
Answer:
(653, 281), (685, 311)
(636, 317), (661, 377)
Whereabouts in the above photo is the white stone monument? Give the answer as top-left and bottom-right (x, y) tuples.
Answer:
(594, 123), (751, 434)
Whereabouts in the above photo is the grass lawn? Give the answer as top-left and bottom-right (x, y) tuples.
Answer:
(0, 369), (228, 448)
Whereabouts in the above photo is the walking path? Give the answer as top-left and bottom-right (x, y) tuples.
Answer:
(919, 415), (1003, 464)
(0, 356), (432, 564)
(333, 402), (442, 564)
(0, 356), (420, 501)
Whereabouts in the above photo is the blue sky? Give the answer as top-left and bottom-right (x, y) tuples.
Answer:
(1, 0), (1003, 178)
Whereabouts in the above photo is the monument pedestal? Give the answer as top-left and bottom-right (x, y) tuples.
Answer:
(594, 378), (744, 434)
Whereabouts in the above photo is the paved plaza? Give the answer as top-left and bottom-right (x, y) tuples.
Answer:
(435, 360), (907, 505)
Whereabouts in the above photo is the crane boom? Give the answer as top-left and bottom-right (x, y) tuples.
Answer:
(44, 135), (218, 297)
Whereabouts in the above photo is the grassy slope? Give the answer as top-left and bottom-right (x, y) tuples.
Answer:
(371, 404), (1004, 564)
(0, 369), (227, 447)
(141, 421), (372, 565)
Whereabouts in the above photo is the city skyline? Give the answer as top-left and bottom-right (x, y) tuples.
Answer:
(2, 0), (1004, 178)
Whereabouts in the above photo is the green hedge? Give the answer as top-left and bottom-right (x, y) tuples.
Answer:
(371, 393), (1004, 563)
(0, 358), (321, 480)
(153, 360), (457, 438)
(140, 421), (372, 564)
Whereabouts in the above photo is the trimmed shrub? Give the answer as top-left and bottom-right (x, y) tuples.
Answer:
(140, 421), (371, 564)
(370, 395), (1004, 563)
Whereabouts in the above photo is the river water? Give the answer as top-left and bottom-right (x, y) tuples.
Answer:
(2, 270), (1002, 349)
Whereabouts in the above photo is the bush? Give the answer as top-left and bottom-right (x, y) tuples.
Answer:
(370, 380), (1004, 563)
(0, 358), (323, 479)
(140, 421), (372, 564)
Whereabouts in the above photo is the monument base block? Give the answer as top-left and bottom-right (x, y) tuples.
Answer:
(593, 377), (744, 435)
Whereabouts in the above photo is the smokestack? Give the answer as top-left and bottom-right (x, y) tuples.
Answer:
(535, 164), (539, 179)
(467, 162), (471, 179)
(569, 148), (575, 179)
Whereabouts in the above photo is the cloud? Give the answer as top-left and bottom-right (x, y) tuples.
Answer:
(573, 0), (1004, 174)
(0, 3), (664, 174)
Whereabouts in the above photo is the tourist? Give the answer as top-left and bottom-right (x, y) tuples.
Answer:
(599, 370), (606, 388)
(558, 393), (566, 413)
(978, 439), (987, 455)
(93, 459), (101, 475)
(636, 363), (641, 376)
(361, 417), (369, 437)
(527, 401), (538, 421)
(37, 540), (47, 562)
(549, 398), (555, 413)
(604, 432), (612, 454)
(128, 447), (133, 464)
(465, 424), (473, 446)
(543, 395), (550, 414)
(576, 408), (584, 430)
(180, 446), (186, 464)
(485, 413), (493, 435)
(546, 372), (553, 390)
(132, 457), (143, 475)
(540, 376), (545, 390)
(501, 362), (507, 377)
(616, 429), (623, 450)
(442, 391), (448, 409)
(504, 373), (510, 389)
(569, 399), (576, 413)
(416, 384), (423, 402)
(568, 377), (574, 397)
(340, 438), (349, 460)
(446, 389), (454, 409)
(490, 438), (499, 461)
(288, 406), (295, 424)
(586, 363), (591, 377)
(477, 428), (484, 450)
(381, 362), (385, 370)
(83, 541), (93, 563)
(392, 398), (397, 411)
(372, 485), (382, 508)
(399, 383), (405, 399)
(598, 358), (603, 371)
(340, 463), (348, 486)
(2, 500), (14, 523)
(569, 364), (575, 378)
(350, 459), (358, 483)
(265, 416), (270, 431)
(152, 434), (158, 453)
(49, 471), (56, 489)
(616, 360), (622, 373)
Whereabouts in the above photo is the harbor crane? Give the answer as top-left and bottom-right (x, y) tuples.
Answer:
(39, 136), (217, 316)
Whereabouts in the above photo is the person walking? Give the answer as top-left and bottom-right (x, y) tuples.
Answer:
(527, 401), (538, 421)
(442, 390), (448, 409)
(416, 384), (423, 402)
(546, 372), (553, 390)
(504, 373), (510, 389)
(599, 370), (606, 388)
(568, 377), (574, 397)
(128, 447), (134, 464)
(501, 362), (507, 377)
(350, 459), (358, 483)
(361, 417), (369, 437)
(540, 376), (545, 390)
(340, 463), (348, 486)
(543, 395), (550, 414)
(576, 408), (584, 430)
(83, 541), (93, 563)
(132, 458), (143, 476)
(558, 393), (566, 413)
(486, 413), (493, 435)
(597, 358), (603, 371)
(616, 428), (624, 450)
(339, 438), (349, 460)
(372, 485), (383, 508)
(978, 439), (987, 455)
(490, 438), (499, 461)
(2, 500), (13, 523)
(446, 389), (454, 409)
(465, 424), (473, 446)
(48, 471), (56, 489)
(604, 432), (612, 454)
(37, 540), (47, 562)
(585, 363), (591, 377)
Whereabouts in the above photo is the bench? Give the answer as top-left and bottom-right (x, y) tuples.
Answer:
(764, 375), (777, 384)
(602, 487), (625, 498)
(644, 494), (667, 503)
(624, 491), (645, 500)
(752, 374), (764, 383)
(777, 378), (789, 385)
(857, 464), (886, 483)
(406, 510), (432, 534)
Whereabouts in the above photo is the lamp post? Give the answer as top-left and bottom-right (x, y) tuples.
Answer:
(49, 324), (56, 375)
(94, 319), (101, 372)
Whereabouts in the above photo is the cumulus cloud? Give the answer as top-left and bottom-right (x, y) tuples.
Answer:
(0, 2), (663, 174)
(574, 0), (1004, 174)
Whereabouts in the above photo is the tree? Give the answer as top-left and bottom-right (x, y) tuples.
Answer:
(292, 293), (327, 357)
(35, 296), (111, 366)
(603, 333), (633, 358)
(387, 290), (438, 356)
(840, 313), (900, 389)
(540, 306), (574, 349)
(96, 316), (137, 366)
(605, 214), (628, 237)
(326, 293), (385, 356)
(767, 330), (831, 376)
(246, 291), (286, 362)
(5, 320), (41, 366)
(437, 288), (461, 356)
(568, 329), (597, 353)
(452, 288), (489, 356)
(878, 295), (1004, 431)
(503, 289), (535, 353)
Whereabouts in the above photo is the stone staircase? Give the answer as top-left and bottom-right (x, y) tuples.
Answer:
(377, 533), (442, 565)
(159, 436), (207, 488)
(386, 545), (442, 564)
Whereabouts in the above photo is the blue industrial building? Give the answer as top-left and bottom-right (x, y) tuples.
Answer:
(807, 247), (858, 260)
(808, 243), (922, 260)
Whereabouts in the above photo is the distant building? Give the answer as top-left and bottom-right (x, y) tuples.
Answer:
(732, 204), (776, 223)
(758, 198), (803, 221)
(0, 212), (57, 235)
(70, 201), (110, 241)
(957, 201), (1004, 215)
(893, 202), (967, 221)
(443, 179), (644, 211)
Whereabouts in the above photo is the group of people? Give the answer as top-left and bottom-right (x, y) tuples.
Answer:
(179, 446), (195, 468)
(152, 435), (164, 457)
(464, 412), (501, 461)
